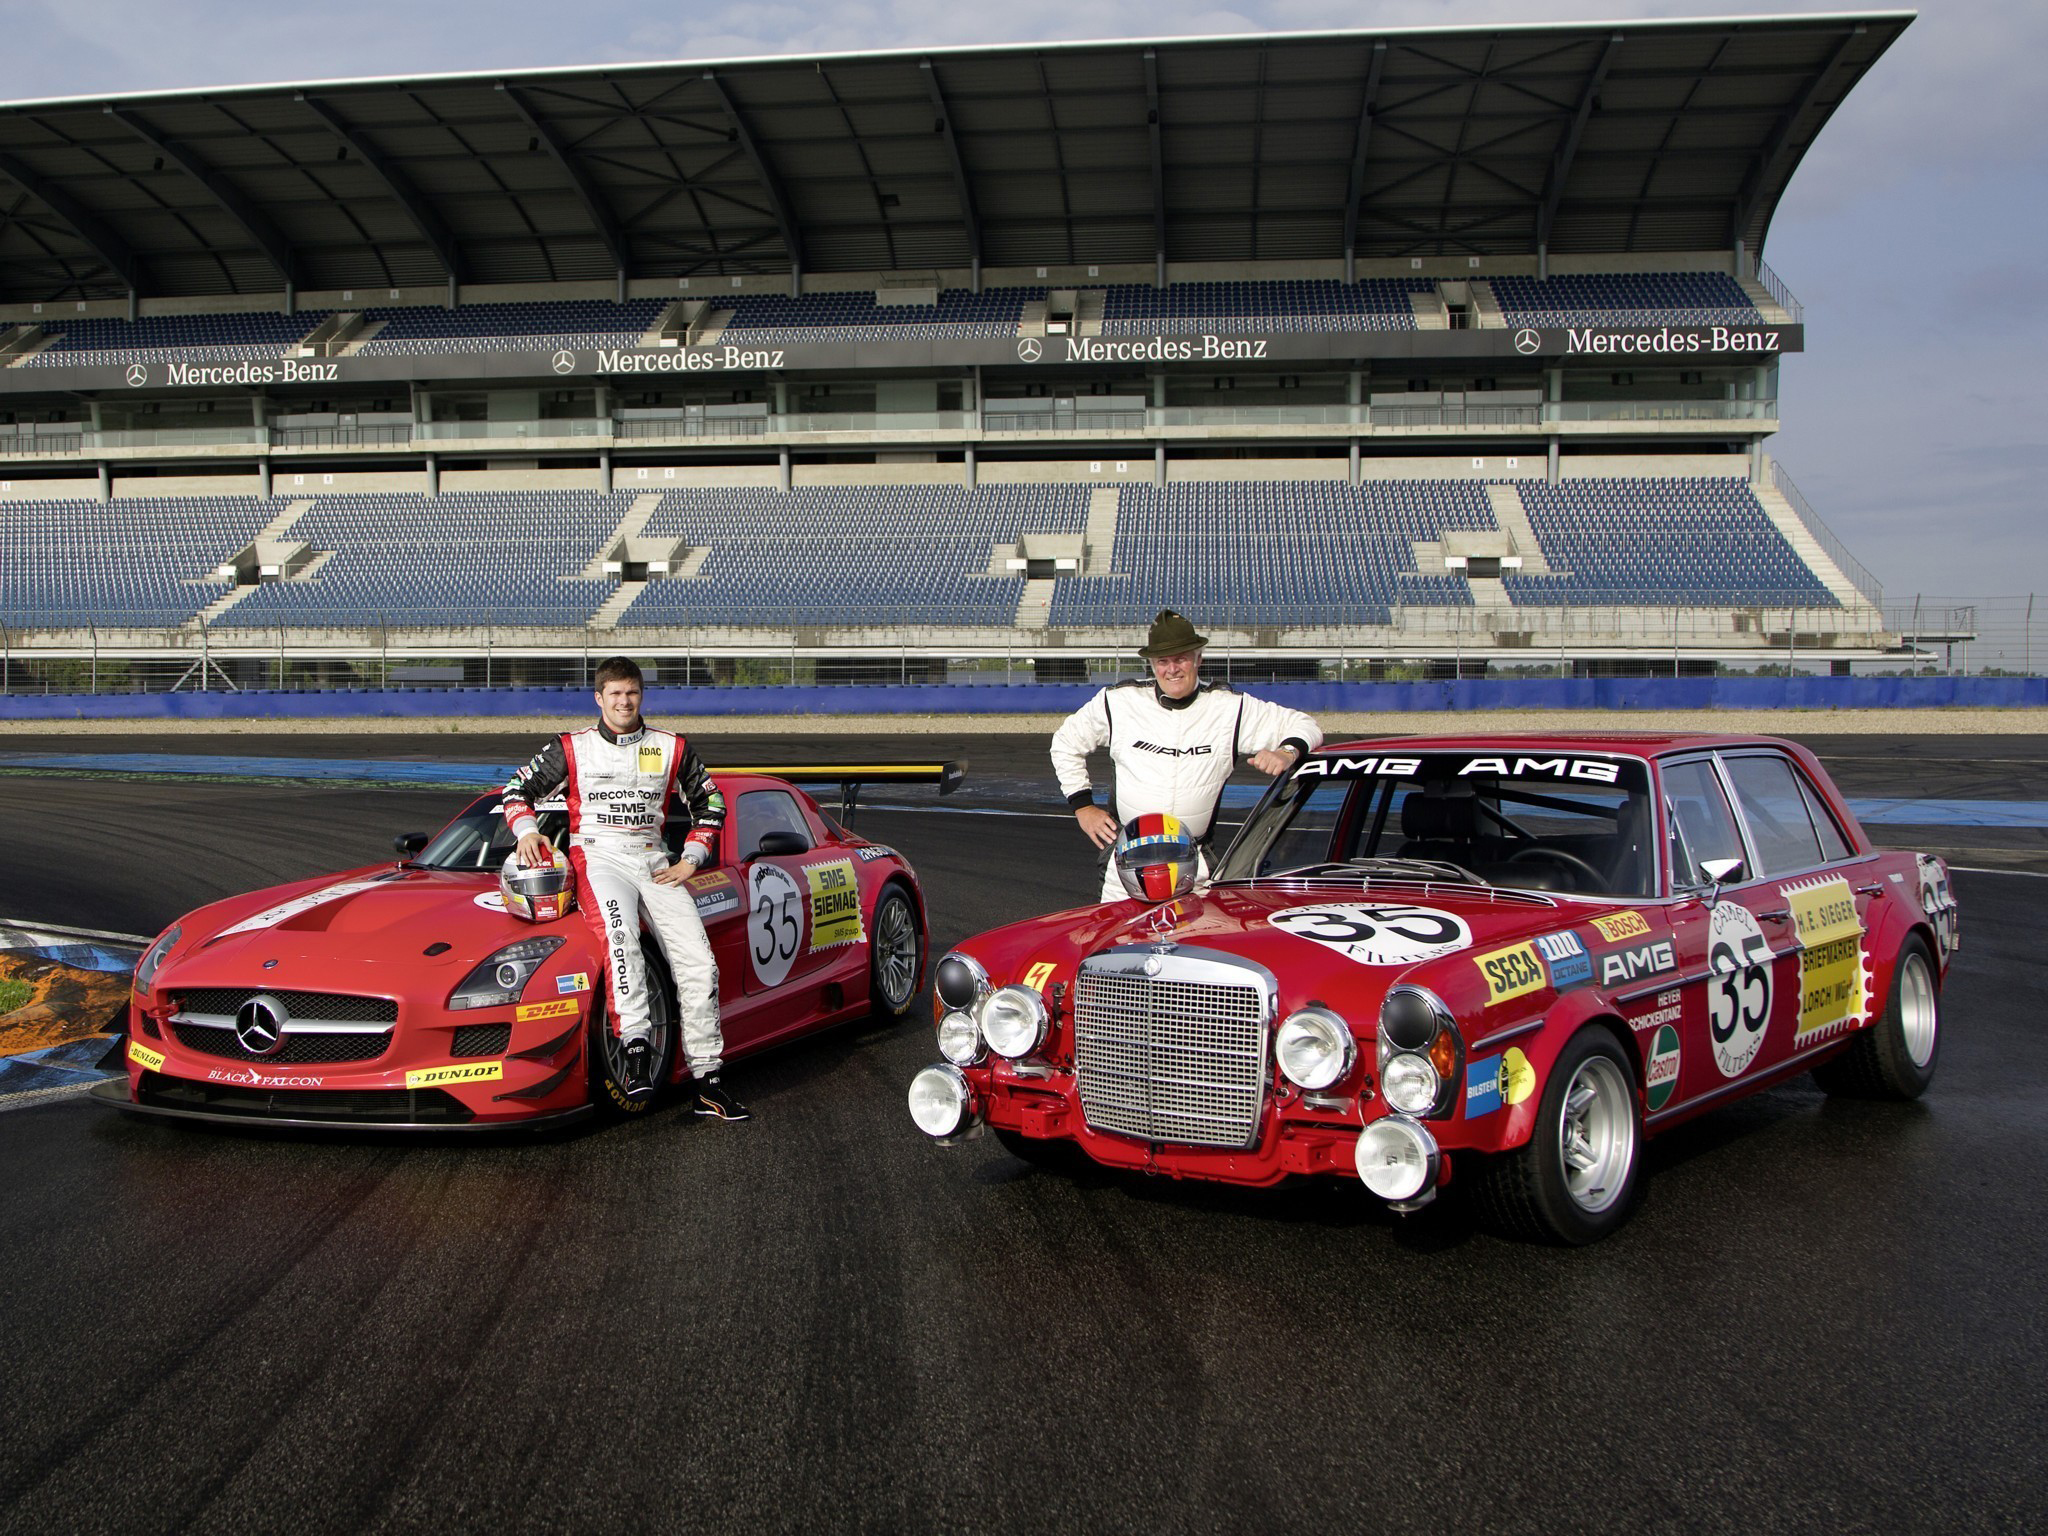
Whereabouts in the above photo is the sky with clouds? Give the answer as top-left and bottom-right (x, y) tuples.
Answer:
(7, 0), (2042, 601)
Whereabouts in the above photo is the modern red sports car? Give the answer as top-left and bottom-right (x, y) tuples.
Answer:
(909, 735), (1957, 1244)
(94, 763), (957, 1131)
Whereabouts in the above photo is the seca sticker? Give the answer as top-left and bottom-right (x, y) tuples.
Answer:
(217, 879), (392, 937)
(1707, 902), (1773, 1078)
(1267, 904), (1473, 967)
(747, 862), (804, 988)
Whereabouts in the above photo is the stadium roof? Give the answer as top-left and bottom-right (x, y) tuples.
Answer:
(0, 12), (1912, 302)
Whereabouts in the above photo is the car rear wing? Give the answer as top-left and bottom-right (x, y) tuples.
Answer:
(720, 760), (966, 825)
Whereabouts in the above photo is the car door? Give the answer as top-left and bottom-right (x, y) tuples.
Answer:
(1653, 754), (1796, 1111)
(1718, 750), (1872, 1072)
(731, 788), (861, 1009)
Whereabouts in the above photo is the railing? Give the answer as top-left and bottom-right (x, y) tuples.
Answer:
(1545, 399), (1776, 423)
(0, 430), (84, 455)
(1370, 403), (1540, 428)
(614, 416), (770, 440)
(1770, 460), (1882, 608)
(414, 419), (608, 441)
(1754, 257), (1804, 324)
(86, 426), (270, 449)
(273, 424), (412, 448)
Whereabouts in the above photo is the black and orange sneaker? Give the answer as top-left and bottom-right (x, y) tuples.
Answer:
(621, 1037), (656, 1101)
(693, 1074), (751, 1121)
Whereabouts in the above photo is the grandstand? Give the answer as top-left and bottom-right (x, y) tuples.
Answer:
(0, 16), (1908, 686)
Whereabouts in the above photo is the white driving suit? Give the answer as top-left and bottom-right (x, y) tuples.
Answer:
(1051, 680), (1323, 899)
(503, 720), (726, 1072)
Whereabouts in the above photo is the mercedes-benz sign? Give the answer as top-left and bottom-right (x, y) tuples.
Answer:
(1514, 328), (1542, 356)
(125, 363), (148, 387)
(552, 348), (577, 375)
(234, 995), (288, 1057)
(1016, 337), (1043, 363)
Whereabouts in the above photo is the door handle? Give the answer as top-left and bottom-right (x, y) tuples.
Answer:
(1757, 908), (1791, 922)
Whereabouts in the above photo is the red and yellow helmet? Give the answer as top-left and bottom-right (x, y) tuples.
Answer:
(1113, 813), (1201, 903)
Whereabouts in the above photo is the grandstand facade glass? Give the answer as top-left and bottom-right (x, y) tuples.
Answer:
(0, 16), (1915, 689)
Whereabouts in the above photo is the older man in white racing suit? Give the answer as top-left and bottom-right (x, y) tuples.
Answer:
(1051, 610), (1323, 901)
(504, 656), (748, 1119)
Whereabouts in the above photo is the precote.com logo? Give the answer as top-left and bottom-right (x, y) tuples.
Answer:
(552, 348), (577, 375)
(1016, 337), (1043, 363)
(1514, 328), (1542, 356)
(126, 363), (149, 387)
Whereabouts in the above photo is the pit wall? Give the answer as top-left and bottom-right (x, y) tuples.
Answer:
(0, 676), (2040, 723)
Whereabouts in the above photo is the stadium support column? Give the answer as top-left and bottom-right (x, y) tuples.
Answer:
(964, 446), (976, 488)
(1154, 443), (1166, 485)
(1547, 367), (1562, 484)
(778, 447), (791, 492)
(97, 461), (111, 502)
(426, 455), (439, 498)
(600, 449), (612, 494)
(1349, 371), (1362, 483)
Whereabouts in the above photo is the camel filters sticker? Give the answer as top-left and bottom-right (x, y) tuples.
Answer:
(1646, 1024), (1681, 1111)
(1785, 875), (1868, 1048)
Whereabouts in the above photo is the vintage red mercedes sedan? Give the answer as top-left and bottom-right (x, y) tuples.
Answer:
(95, 764), (955, 1131)
(908, 735), (1957, 1244)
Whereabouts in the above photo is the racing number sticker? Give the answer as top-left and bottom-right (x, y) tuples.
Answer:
(1707, 902), (1774, 1078)
(1916, 854), (1959, 960)
(747, 862), (804, 987)
(1268, 904), (1473, 967)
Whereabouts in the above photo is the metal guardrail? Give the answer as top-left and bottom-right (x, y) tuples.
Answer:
(1770, 460), (1882, 608)
(1754, 258), (1805, 324)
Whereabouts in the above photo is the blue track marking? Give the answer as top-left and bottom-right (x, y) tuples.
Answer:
(3, 752), (2047, 827)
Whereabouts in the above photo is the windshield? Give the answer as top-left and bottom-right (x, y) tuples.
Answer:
(415, 797), (694, 872)
(1214, 749), (1659, 898)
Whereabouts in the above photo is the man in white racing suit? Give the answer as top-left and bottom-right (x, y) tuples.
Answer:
(504, 656), (748, 1119)
(1051, 610), (1323, 901)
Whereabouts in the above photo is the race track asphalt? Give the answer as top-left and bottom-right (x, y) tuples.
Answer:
(0, 732), (2043, 1533)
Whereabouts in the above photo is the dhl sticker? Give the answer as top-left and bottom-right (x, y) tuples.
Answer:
(406, 1061), (503, 1089)
(516, 999), (579, 1022)
(1590, 910), (1651, 943)
(129, 1040), (166, 1072)
(1475, 941), (1546, 1005)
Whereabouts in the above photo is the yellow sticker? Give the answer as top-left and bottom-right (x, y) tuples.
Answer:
(129, 1040), (166, 1072)
(406, 1061), (503, 1089)
(638, 745), (664, 773)
(1475, 941), (1546, 1005)
(516, 998), (579, 1022)
(1022, 961), (1057, 992)
(1502, 1047), (1537, 1106)
(1590, 910), (1651, 943)
(1786, 876), (1867, 1045)
(805, 857), (864, 950)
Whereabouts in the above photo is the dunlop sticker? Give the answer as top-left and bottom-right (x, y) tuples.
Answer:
(805, 858), (864, 951)
(406, 1061), (503, 1089)
(1786, 876), (1867, 1046)
(129, 1040), (166, 1072)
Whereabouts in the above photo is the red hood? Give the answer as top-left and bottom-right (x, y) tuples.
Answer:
(158, 864), (545, 992)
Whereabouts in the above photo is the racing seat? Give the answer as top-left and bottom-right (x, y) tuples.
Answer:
(1396, 787), (1489, 868)
(1605, 793), (1653, 895)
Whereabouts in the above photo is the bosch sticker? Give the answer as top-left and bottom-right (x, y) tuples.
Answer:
(405, 1061), (503, 1089)
(1464, 1047), (1536, 1118)
(1267, 904), (1472, 967)
(1590, 910), (1651, 943)
(747, 862), (804, 987)
(1707, 902), (1773, 1078)
(805, 858), (864, 951)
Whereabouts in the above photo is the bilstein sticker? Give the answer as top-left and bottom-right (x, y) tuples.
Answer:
(1464, 1047), (1537, 1118)
(406, 1061), (503, 1089)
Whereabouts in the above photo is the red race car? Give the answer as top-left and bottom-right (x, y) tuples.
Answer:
(95, 762), (958, 1131)
(909, 735), (1957, 1244)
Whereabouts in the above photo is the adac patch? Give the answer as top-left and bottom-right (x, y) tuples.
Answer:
(638, 745), (665, 773)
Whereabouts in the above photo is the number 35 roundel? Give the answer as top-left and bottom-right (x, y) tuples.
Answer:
(1268, 904), (1474, 967)
(747, 862), (805, 988)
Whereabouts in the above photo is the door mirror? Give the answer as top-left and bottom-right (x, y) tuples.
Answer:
(1700, 855), (1745, 886)
(394, 832), (429, 857)
(752, 830), (810, 859)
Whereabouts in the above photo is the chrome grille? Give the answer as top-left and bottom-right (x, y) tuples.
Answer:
(1072, 948), (1274, 1149)
(171, 1023), (390, 1065)
(173, 989), (398, 1023)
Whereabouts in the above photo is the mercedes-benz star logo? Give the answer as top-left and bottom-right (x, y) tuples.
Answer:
(1514, 328), (1542, 356)
(234, 994), (288, 1057)
(551, 348), (577, 375)
(125, 363), (148, 387)
(1016, 337), (1043, 363)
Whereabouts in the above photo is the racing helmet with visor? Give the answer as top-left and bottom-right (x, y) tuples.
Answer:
(499, 845), (576, 922)
(1113, 813), (1201, 903)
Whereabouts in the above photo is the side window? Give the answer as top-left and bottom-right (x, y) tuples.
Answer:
(735, 790), (813, 857)
(1661, 759), (1746, 885)
(1722, 754), (1825, 876)
(1796, 773), (1852, 861)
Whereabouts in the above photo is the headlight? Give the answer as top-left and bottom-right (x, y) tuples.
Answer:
(908, 1064), (975, 1138)
(935, 951), (989, 1011)
(978, 984), (1049, 1060)
(448, 935), (567, 1011)
(1379, 986), (1441, 1052)
(1382, 1053), (1441, 1115)
(1275, 1006), (1354, 1091)
(133, 922), (182, 993)
(937, 1009), (984, 1065)
(1355, 1116), (1439, 1201)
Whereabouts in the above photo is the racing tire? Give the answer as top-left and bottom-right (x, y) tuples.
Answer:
(1811, 934), (1939, 1101)
(868, 884), (925, 1021)
(1468, 1025), (1642, 1246)
(992, 1126), (1087, 1174)
(590, 936), (679, 1119)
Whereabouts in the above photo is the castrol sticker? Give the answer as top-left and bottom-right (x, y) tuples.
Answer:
(1268, 904), (1472, 967)
(1646, 1025), (1682, 1111)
